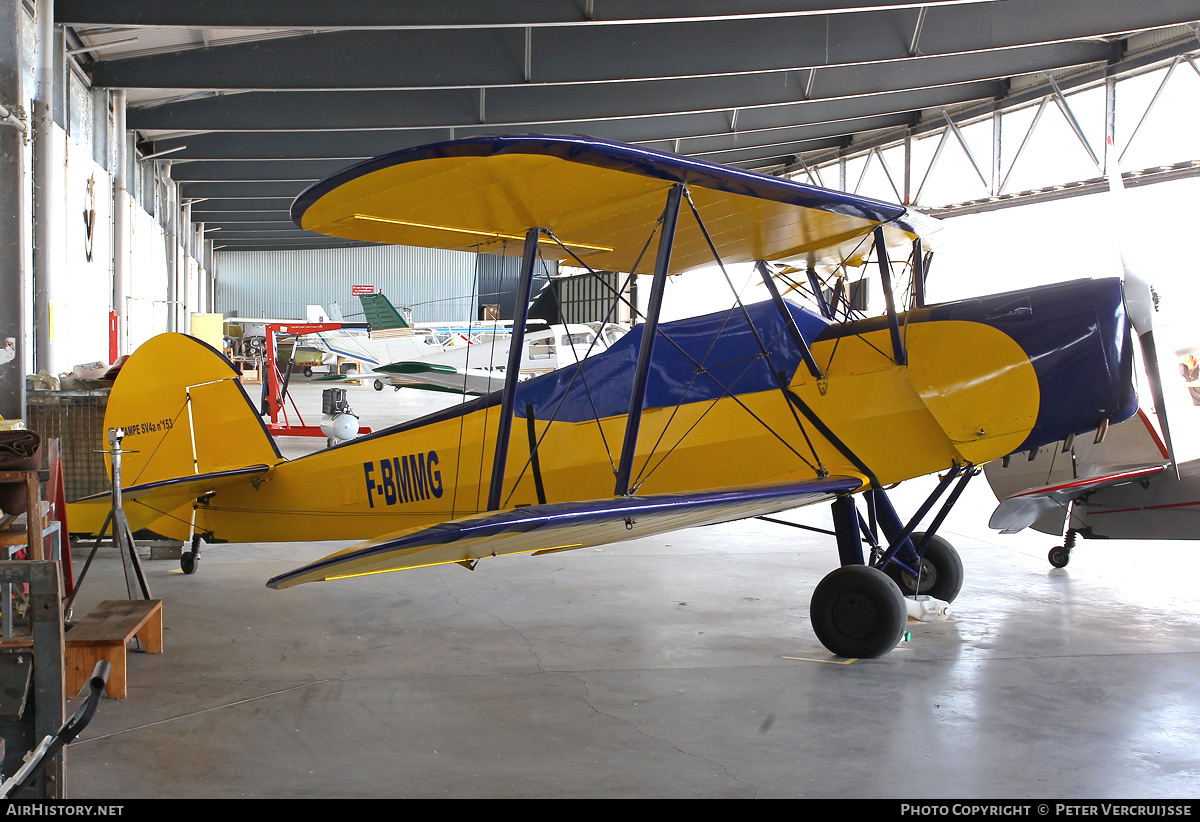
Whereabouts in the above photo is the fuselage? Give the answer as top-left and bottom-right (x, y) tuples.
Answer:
(171, 277), (1135, 545)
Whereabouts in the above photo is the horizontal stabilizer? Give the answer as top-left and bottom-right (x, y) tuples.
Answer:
(988, 465), (1167, 534)
(70, 464), (274, 534)
(267, 476), (864, 589)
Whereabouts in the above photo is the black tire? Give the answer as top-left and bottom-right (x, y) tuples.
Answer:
(1048, 546), (1070, 568)
(302, 366), (313, 378)
(181, 551), (199, 575)
(810, 565), (907, 659)
(374, 379), (384, 391)
(884, 531), (964, 603)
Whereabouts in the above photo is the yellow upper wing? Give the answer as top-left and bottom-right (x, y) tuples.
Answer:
(292, 135), (938, 274)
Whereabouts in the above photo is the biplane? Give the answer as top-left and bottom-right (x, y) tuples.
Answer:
(68, 135), (1142, 658)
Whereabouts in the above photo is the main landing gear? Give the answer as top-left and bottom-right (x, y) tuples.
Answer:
(809, 466), (975, 658)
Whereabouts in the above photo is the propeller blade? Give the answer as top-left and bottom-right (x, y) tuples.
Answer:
(1106, 140), (1178, 479)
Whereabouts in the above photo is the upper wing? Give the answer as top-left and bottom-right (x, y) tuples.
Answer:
(987, 465), (1168, 534)
(267, 476), (864, 589)
(291, 135), (936, 275)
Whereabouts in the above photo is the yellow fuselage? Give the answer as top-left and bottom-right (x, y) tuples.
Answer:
(101, 318), (1037, 545)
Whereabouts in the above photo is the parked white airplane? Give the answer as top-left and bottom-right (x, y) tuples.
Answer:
(374, 321), (628, 395)
(984, 334), (1199, 566)
(304, 294), (626, 394)
(302, 301), (446, 374)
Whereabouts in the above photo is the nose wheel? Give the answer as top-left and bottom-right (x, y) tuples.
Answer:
(1049, 529), (1076, 568)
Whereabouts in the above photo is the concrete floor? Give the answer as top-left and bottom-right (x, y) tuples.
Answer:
(61, 378), (1200, 799)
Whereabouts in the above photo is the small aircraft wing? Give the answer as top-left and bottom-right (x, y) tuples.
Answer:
(987, 464), (1168, 534)
(267, 476), (864, 589)
(983, 408), (1170, 535)
(374, 360), (500, 395)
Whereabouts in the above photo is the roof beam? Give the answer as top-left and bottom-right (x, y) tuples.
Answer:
(176, 181), (313, 198)
(57, 1), (991, 29)
(145, 80), (1006, 162)
(125, 41), (1111, 133)
(82, 2), (1199, 90)
(169, 159), (355, 182)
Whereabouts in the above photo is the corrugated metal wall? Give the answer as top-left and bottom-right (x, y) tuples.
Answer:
(215, 245), (478, 323)
(554, 270), (631, 324)
(216, 247), (558, 323)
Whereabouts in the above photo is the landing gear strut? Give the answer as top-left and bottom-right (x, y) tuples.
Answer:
(809, 466), (975, 658)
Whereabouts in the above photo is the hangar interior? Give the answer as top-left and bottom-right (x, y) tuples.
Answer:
(0, 1), (1199, 800)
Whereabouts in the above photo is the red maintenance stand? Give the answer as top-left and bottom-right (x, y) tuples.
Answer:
(261, 322), (373, 438)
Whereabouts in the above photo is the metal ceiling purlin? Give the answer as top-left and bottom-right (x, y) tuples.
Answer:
(48, 1), (1200, 250)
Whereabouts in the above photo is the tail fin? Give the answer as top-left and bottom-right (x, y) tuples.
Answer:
(358, 293), (409, 330)
(102, 332), (281, 489)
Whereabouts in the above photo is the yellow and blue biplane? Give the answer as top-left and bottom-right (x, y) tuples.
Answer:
(69, 135), (1141, 658)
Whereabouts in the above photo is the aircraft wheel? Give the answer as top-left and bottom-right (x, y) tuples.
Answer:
(373, 379), (384, 391)
(180, 551), (200, 575)
(1048, 546), (1070, 568)
(810, 565), (907, 659)
(885, 531), (964, 603)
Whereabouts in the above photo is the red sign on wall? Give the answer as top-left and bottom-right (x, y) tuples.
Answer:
(351, 285), (375, 295)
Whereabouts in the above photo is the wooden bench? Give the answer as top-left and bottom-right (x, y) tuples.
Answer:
(65, 599), (163, 699)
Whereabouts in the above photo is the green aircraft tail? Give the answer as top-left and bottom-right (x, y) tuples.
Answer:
(358, 293), (410, 330)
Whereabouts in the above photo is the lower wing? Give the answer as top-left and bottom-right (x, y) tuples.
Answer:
(267, 476), (864, 589)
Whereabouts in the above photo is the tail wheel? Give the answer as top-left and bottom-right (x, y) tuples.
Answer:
(182, 534), (203, 575)
(884, 531), (963, 603)
(180, 551), (199, 574)
(810, 565), (907, 659)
